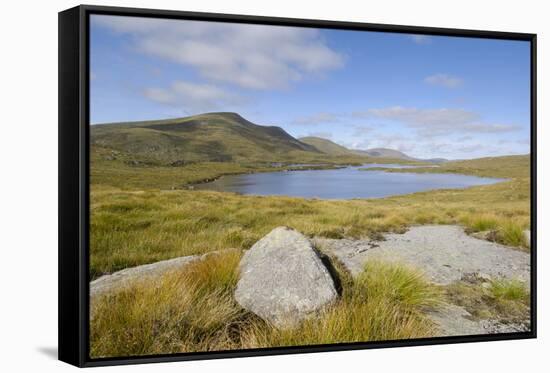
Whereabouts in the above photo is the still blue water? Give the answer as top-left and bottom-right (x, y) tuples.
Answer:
(194, 164), (504, 199)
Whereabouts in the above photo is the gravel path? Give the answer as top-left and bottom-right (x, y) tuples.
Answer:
(314, 225), (530, 285)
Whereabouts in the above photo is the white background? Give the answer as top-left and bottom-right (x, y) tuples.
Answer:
(0, 0), (547, 371)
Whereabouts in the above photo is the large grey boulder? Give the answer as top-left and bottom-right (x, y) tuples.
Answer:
(235, 227), (338, 328)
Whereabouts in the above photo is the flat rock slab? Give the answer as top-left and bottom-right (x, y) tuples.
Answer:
(235, 227), (338, 328)
(90, 255), (202, 298)
(315, 225), (530, 285)
(315, 225), (531, 337)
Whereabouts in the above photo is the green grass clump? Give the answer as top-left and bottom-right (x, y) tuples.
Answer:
(355, 261), (443, 309)
(461, 214), (529, 250)
(91, 258), (442, 358)
(445, 278), (530, 323)
(489, 279), (530, 304)
(463, 214), (500, 232)
(499, 222), (528, 247)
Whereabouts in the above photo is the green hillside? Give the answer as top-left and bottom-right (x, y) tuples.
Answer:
(360, 154), (530, 179)
(299, 136), (357, 156)
(91, 112), (323, 164)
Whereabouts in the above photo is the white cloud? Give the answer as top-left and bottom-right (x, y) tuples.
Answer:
(292, 112), (340, 125)
(355, 106), (521, 136)
(352, 125), (375, 136)
(357, 106), (479, 126)
(143, 81), (244, 113)
(409, 35), (432, 44)
(94, 15), (345, 90)
(425, 73), (463, 88)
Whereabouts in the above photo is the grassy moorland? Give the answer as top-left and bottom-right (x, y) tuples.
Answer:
(90, 155), (530, 278)
(89, 113), (531, 358)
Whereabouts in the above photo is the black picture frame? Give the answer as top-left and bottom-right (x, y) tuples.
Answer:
(58, 4), (537, 368)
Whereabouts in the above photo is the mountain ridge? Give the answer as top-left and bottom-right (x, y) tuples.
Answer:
(91, 112), (447, 165)
(299, 136), (447, 163)
(91, 112), (322, 164)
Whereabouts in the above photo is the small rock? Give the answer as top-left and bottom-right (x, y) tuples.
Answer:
(461, 272), (492, 284)
(523, 230), (531, 247)
(235, 227), (338, 328)
(478, 273), (492, 282)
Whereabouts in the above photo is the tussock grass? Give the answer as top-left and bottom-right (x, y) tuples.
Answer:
(490, 279), (530, 304)
(445, 278), (530, 323)
(499, 222), (528, 247)
(90, 250), (251, 357)
(90, 257), (442, 358)
(461, 214), (529, 249)
(356, 261), (443, 309)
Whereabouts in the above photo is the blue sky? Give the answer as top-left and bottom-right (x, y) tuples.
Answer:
(90, 15), (531, 159)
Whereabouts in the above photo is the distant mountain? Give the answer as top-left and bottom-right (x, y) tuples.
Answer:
(92, 113), (447, 165)
(91, 112), (321, 164)
(353, 148), (416, 161)
(422, 158), (449, 164)
(356, 148), (448, 163)
(300, 138), (448, 163)
(299, 136), (357, 156)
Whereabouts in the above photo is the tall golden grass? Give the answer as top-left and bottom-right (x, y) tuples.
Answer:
(91, 176), (529, 278)
(90, 252), (442, 358)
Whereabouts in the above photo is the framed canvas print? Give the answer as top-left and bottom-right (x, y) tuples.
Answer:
(58, 5), (537, 367)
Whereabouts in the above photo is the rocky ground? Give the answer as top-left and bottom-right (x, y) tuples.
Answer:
(313, 225), (530, 285)
(91, 224), (531, 337)
(314, 225), (531, 336)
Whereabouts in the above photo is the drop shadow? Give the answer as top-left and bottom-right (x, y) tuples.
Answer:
(37, 346), (58, 360)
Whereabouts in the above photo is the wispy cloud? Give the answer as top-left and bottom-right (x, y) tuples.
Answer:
(352, 125), (375, 136)
(343, 132), (417, 153)
(292, 112), (340, 126)
(355, 106), (521, 136)
(143, 81), (245, 113)
(409, 35), (432, 45)
(94, 15), (345, 90)
(355, 107), (479, 126)
(425, 73), (463, 88)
